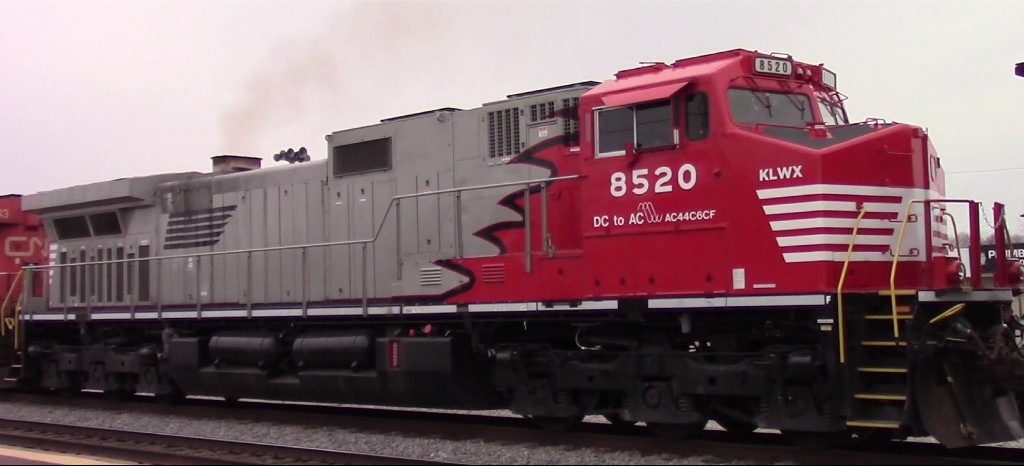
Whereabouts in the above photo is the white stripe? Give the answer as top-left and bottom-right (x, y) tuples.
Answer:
(782, 251), (908, 263)
(163, 311), (198, 319)
(757, 184), (929, 200)
(306, 307), (365, 317)
(538, 301), (619, 311)
(770, 218), (897, 231)
(252, 308), (303, 317)
(762, 201), (903, 215)
(776, 234), (893, 247)
(24, 314), (67, 321)
(727, 295), (827, 306)
(136, 312), (159, 319)
(468, 302), (539, 313)
(649, 297), (726, 309)
(403, 305), (459, 314)
(202, 310), (248, 318)
(91, 313), (133, 320)
(649, 294), (828, 309)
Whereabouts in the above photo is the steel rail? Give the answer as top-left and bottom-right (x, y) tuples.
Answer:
(0, 418), (453, 465)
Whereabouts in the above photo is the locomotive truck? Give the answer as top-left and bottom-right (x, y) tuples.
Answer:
(4, 49), (1024, 448)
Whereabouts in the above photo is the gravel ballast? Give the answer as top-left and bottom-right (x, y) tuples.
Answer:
(0, 399), (750, 465)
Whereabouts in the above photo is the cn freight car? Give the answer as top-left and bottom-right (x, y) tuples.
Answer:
(0, 195), (46, 366)
(8, 49), (1024, 448)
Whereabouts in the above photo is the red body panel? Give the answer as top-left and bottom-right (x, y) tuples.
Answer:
(0, 196), (47, 306)
(444, 49), (957, 304)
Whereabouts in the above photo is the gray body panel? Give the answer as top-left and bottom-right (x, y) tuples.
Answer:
(22, 84), (594, 317)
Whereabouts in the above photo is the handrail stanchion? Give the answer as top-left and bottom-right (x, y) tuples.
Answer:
(361, 244), (369, 317)
(195, 255), (202, 317)
(541, 183), (550, 257)
(524, 187), (532, 274)
(395, 199), (402, 280)
(455, 192), (463, 258)
(301, 247), (308, 318)
(837, 205), (867, 364)
(246, 251), (253, 318)
(969, 202), (982, 289)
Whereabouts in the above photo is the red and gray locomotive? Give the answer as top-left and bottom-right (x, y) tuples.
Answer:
(6, 49), (1024, 448)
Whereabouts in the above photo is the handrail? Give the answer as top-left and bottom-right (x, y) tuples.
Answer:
(0, 269), (23, 338)
(22, 174), (580, 316)
(890, 199), (926, 339)
(837, 205), (867, 364)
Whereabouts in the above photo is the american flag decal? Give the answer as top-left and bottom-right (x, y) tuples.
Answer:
(757, 184), (945, 263)
(163, 205), (237, 250)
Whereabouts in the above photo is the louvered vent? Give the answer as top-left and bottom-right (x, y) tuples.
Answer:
(419, 267), (443, 286)
(487, 107), (521, 158)
(480, 264), (506, 284)
(529, 101), (555, 123)
(561, 97), (580, 147)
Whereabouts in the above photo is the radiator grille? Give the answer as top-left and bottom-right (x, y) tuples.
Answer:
(561, 97), (580, 147)
(487, 107), (521, 158)
(480, 264), (506, 284)
(529, 101), (555, 123)
(419, 267), (443, 287)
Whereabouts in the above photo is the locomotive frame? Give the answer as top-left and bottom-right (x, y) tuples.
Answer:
(4, 49), (1024, 448)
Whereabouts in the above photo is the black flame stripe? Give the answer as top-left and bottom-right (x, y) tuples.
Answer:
(164, 231), (225, 243)
(168, 205), (237, 219)
(167, 213), (233, 228)
(166, 222), (229, 235)
(163, 239), (221, 250)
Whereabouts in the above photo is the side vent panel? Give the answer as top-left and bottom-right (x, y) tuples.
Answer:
(529, 101), (555, 123)
(561, 97), (580, 147)
(419, 267), (443, 287)
(487, 107), (521, 159)
(480, 264), (506, 284)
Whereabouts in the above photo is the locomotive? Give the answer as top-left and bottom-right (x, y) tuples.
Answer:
(5, 48), (1024, 448)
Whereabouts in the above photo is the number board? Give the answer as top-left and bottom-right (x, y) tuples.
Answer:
(754, 57), (792, 77)
(821, 68), (837, 89)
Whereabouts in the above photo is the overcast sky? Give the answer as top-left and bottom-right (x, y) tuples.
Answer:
(3, 0), (1023, 229)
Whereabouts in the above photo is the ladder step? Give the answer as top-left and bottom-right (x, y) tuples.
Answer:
(854, 393), (907, 401)
(878, 289), (916, 296)
(865, 314), (912, 320)
(846, 420), (901, 429)
(2, 378), (17, 382)
(858, 367), (908, 374)
(10, 364), (22, 368)
(862, 341), (907, 347)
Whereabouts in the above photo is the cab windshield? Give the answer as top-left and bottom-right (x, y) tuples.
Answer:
(816, 93), (848, 126)
(729, 88), (812, 127)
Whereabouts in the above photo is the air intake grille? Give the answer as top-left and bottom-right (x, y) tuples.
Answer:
(480, 264), (506, 284)
(529, 101), (555, 123)
(487, 107), (520, 158)
(561, 97), (580, 147)
(420, 267), (443, 287)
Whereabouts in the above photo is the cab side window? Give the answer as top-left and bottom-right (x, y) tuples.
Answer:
(596, 99), (673, 157)
(686, 93), (709, 141)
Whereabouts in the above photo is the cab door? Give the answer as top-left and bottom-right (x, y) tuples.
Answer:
(579, 88), (728, 298)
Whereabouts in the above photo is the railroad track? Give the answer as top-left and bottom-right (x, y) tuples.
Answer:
(0, 392), (1019, 465)
(0, 418), (450, 465)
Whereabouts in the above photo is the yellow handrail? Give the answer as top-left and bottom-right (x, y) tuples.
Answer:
(0, 269), (23, 339)
(890, 199), (926, 339)
(837, 206), (867, 364)
(929, 303), (966, 325)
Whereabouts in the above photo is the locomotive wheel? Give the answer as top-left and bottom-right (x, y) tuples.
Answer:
(646, 419), (708, 440)
(603, 413), (637, 427)
(530, 415), (584, 431)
